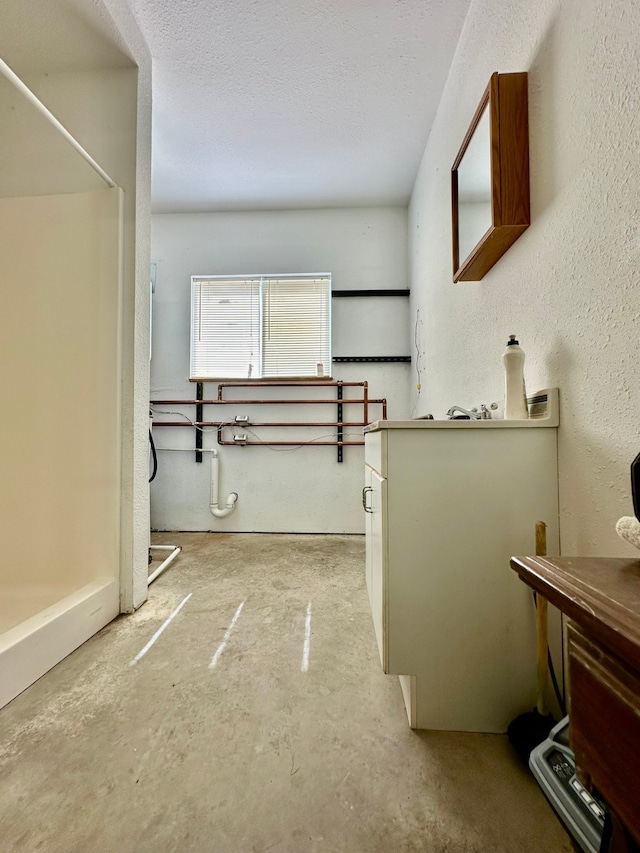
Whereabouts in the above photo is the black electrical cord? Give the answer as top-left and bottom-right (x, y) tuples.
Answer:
(149, 429), (157, 482)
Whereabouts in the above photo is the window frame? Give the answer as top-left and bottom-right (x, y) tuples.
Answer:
(189, 272), (332, 382)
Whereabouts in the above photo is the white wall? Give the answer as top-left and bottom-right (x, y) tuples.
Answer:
(79, 0), (154, 610)
(150, 207), (409, 533)
(409, 0), (640, 555)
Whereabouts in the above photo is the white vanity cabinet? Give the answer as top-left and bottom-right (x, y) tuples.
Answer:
(363, 406), (560, 733)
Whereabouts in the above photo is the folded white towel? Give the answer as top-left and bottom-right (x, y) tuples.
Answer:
(615, 516), (640, 551)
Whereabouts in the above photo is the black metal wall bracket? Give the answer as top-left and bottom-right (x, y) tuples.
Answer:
(195, 382), (203, 462)
(333, 356), (411, 363)
(337, 382), (343, 463)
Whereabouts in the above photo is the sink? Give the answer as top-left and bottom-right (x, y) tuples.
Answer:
(364, 389), (559, 432)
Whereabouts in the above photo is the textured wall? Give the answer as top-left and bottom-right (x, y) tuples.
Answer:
(409, 0), (640, 555)
(150, 207), (409, 533)
(98, 0), (154, 611)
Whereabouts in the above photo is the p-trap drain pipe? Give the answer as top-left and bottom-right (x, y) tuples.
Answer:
(210, 449), (238, 518)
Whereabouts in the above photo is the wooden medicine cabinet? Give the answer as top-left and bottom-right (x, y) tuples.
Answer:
(451, 72), (530, 282)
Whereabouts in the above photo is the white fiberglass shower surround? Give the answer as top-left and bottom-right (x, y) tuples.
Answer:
(0, 58), (124, 708)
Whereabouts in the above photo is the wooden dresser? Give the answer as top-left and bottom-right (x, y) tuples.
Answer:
(510, 555), (640, 853)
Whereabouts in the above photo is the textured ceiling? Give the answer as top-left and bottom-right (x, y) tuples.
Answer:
(127, 0), (471, 212)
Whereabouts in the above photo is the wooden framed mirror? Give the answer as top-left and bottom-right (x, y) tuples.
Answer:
(451, 72), (530, 282)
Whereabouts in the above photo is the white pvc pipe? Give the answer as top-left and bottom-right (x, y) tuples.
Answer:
(0, 57), (116, 189)
(210, 449), (238, 518)
(148, 545), (182, 585)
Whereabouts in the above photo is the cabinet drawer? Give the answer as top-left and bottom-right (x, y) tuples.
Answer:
(568, 623), (640, 841)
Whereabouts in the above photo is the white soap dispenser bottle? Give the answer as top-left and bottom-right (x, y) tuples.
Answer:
(502, 335), (528, 419)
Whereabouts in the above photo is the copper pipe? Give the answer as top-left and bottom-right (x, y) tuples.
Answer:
(152, 421), (225, 427)
(149, 384), (389, 443)
(151, 401), (206, 406)
(152, 399), (386, 407)
(153, 398), (376, 406)
(217, 440), (365, 447)
(225, 421), (371, 427)
(218, 380), (367, 394)
(218, 380), (368, 402)
(218, 381), (367, 386)
(153, 421), (373, 428)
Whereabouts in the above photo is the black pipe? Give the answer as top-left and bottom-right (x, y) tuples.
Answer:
(149, 430), (158, 482)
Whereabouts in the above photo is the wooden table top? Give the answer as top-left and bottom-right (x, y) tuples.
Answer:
(510, 555), (640, 672)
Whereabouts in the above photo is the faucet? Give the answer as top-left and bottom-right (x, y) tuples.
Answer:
(446, 403), (498, 420)
(446, 405), (480, 419)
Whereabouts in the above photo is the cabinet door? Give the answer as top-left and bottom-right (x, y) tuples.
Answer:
(364, 465), (374, 608)
(365, 464), (387, 670)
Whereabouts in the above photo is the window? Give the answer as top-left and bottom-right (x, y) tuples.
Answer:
(190, 274), (331, 380)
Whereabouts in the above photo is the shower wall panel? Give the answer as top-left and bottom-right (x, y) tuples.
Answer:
(0, 187), (122, 706)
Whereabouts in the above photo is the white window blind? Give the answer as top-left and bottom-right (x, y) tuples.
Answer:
(190, 274), (331, 380)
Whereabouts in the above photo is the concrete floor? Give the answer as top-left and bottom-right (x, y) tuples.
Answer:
(0, 533), (572, 852)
